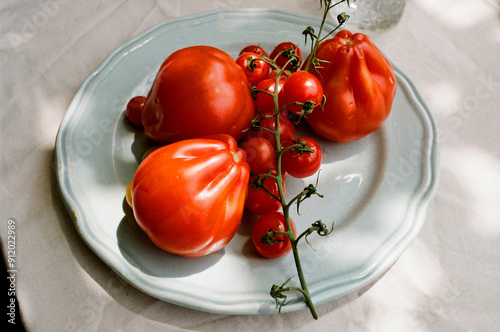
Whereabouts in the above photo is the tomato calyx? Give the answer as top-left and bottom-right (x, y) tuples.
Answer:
(281, 138), (315, 156)
(246, 112), (275, 134)
(295, 180), (324, 216)
(301, 1), (351, 73)
(281, 137), (322, 179)
(285, 179), (326, 220)
(302, 27), (331, 77)
(244, 53), (262, 71)
(273, 48), (301, 71)
(336, 11), (350, 25)
(261, 228), (288, 245)
(283, 96), (326, 122)
(236, 52), (271, 87)
(269, 42), (303, 72)
(295, 219), (333, 244)
(270, 277), (296, 312)
(250, 173), (282, 203)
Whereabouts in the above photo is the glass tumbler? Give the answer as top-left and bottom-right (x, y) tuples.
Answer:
(334, 0), (406, 31)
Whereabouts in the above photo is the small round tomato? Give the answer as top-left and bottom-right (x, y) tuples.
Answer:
(269, 42), (303, 71)
(252, 211), (296, 258)
(280, 71), (324, 116)
(245, 114), (295, 147)
(239, 45), (269, 57)
(241, 137), (276, 175)
(236, 52), (271, 87)
(282, 137), (322, 178)
(126, 95), (146, 125)
(245, 175), (284, 215)
(254, 78), (285, 114)
(269, 69), (291, 81)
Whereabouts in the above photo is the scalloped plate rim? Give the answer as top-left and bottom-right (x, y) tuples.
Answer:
(55, 8), (439, 315)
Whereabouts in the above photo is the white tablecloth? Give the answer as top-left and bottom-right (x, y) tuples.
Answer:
(1, 0), (499, 331)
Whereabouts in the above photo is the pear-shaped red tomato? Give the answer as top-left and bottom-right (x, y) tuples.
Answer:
(131, 134), (250, 257)
(141, 46), (255, 143)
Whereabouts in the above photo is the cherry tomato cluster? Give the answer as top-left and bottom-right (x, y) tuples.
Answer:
(235, 42), (324, 259)
(123, 7), (397, 315)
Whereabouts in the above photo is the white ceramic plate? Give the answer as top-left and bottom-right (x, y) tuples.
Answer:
(55, 8), (439, 315)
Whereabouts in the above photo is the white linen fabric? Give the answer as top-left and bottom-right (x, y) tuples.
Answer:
(1, 0), (499, 331)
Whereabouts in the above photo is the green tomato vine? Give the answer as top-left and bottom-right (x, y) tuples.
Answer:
(249, 0), (353, 319)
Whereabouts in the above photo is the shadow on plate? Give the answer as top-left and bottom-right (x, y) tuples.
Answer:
(116, 199), (224, 278)
(292, 121), (373, 166)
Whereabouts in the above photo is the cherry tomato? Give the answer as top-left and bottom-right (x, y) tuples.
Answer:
(280, 71), (324, 116)
(141, 46), (255, 143)
(282, 137), (322, 178)
(239, 45), (269, 57)
(245, 114), (295, 147)
(245, 175), (284, 215)
(268, 69), (291, 81)
(126, 95), (146, 126)
(131, 134), (250, 257)
(269, 42), (303, 71)
(252, 211), (296, 258)
(241, 137), (276, 175)
(236, 52), (271, 87)
(254, 78), (284, 115)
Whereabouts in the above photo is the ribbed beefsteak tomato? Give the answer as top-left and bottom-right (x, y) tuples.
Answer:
(305, 30), (397, 143)
(131, 134), (250, 257)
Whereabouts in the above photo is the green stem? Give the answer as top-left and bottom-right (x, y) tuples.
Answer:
(269, 66), (318, 319)
(303, 1), (329, 71)
(252, 174), (282, 203)
(294, 247), (318, 319)
(284, 204), (319, 319)
(303, 0), (348, 72)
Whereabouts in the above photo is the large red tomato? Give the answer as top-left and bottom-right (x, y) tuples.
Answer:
(141, 46), (255, 143)
(305, 30), (397, 143)
(131, 134), (250, 257)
